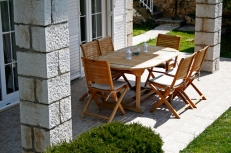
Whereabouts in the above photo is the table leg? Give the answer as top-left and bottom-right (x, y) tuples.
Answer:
(136, 75), (141, 108)
(132, 70), (144, 111)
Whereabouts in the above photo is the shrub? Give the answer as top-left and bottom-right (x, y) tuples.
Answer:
(45, 121), (163, 153)
(133, 17), (159, 30)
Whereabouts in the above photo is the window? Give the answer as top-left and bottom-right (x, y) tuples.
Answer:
(80, 0), (106, 43)
(0, 0), (18, 105)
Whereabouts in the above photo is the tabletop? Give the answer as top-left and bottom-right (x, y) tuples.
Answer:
(97, 46), (179, 71)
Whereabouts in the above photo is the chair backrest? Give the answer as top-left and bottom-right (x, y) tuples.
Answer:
(97, 36), (115, 55)
(80, 41), (101, 59)
(188, 46), (209, 76)
(81, 57), (114, 90)
(156, 34), (181, 50)
(171, 53), (196, 87)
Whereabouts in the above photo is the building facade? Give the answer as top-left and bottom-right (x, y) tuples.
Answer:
(0, 0), (133, 110)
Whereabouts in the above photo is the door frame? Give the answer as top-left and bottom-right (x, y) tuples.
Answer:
(0, 0), (19, 110)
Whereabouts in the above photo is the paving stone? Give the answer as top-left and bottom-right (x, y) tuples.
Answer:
(1, 26), (231, 153)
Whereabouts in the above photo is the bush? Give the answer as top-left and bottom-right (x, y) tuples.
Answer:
(45, 121), (163, 153)
(133, 17), (159, 30)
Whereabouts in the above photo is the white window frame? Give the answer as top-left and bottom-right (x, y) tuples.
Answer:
(79, 0), (106, 43)
(0, 0), (19, 110)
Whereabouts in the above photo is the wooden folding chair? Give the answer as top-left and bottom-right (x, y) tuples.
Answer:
(148, 53), (195, 118)
(79, 40), (130, 101)
(167, 46), (209, 104)
(79, 41), (101, 101)
(187, 46), (209, 101)
(144, 34), (181, 87)
(80, 40), (101, 59)
(81, 57), (129, 123)
(155, 34), (181, 71)
(97, 36), (133, 89)
(97, 36), (115, 55)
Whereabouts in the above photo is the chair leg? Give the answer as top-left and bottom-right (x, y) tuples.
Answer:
(122, 74), (133, 90)
(190, 82), (206, 100)
(178, 90), (196, 108)
(79, 92), (88, 101)
(149, 83), (180, 118)
(150, 99), (164, 112)
(163, 99), (180, 119)
(108, 86), (129, 123)
(81, 95), (93, 117)
(144, 68), (154, 87)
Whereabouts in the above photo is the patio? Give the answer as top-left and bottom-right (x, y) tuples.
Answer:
(1, 53), (231, 153)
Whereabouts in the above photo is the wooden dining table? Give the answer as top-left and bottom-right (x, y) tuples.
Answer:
(96, 46), (179, 113)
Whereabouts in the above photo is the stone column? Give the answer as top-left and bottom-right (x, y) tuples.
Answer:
(195, 0), (222, 72)
(14, 0), (72, 152)
(127, 0), (133, 46)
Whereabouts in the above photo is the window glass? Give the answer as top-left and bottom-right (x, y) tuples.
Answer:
(92, 0), (101, 13)
(1, 1), (10, 32)
(9, 0), (14, 31)
(80, 0), (86, 16)
(3, 33), (12, 64)
(80, 17), (86, 43)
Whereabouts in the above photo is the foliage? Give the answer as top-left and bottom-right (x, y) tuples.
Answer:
(180, 107), (231, 153)
(221, 30), (231, 58)
(133, 18), (159, 36)
(45, 121), (163, 153)
(223, 0), (231, 10)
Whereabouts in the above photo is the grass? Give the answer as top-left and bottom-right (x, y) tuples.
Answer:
(180, 107), (231, 153)
(133, 26), (231, 58)
(145, 30), (195, 53)
(133, 26), (150, 36)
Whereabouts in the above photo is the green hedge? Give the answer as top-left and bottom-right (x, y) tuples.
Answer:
(45, 121), (163, 153)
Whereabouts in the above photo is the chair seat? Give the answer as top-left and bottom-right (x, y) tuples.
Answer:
(166, 68), (198, 78)
(91, 80), (127, 90)
(149, 74), (184, 87)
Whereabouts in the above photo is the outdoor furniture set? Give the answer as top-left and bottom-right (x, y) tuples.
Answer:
(79, 35), (209, 122)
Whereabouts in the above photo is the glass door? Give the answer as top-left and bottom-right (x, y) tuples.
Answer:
(0, 0), (19, 108)
(80, 0), (106, 44)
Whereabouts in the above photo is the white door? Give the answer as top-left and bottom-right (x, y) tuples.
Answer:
(79, 0), (106, 44)
(112, 0), (127, 50)
(0, 0), (19, 108)
(68, 0), (82, 80)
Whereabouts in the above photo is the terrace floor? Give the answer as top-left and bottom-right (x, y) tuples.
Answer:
(1, 54), (231, 153)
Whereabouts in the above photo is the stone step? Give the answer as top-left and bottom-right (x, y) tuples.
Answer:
(152, 11), (163, 19)
(133, 1), (153, 20)
(155, 17), (186, 27)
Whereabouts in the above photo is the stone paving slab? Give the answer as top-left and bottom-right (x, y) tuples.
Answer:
(1, 56), (231, 153)
(1, 24), (231, 152)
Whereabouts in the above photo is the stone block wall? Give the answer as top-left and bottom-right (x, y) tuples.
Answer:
(154, 0), (196, 24)
(14, 0), (72, 152)
(195, 0), (222, 72)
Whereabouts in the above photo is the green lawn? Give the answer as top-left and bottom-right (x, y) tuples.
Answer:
(133, 26), (150, 36)
(133, 27), (231, 58)
(180, 107), (231, 153)
(146, 30), (195, 53)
